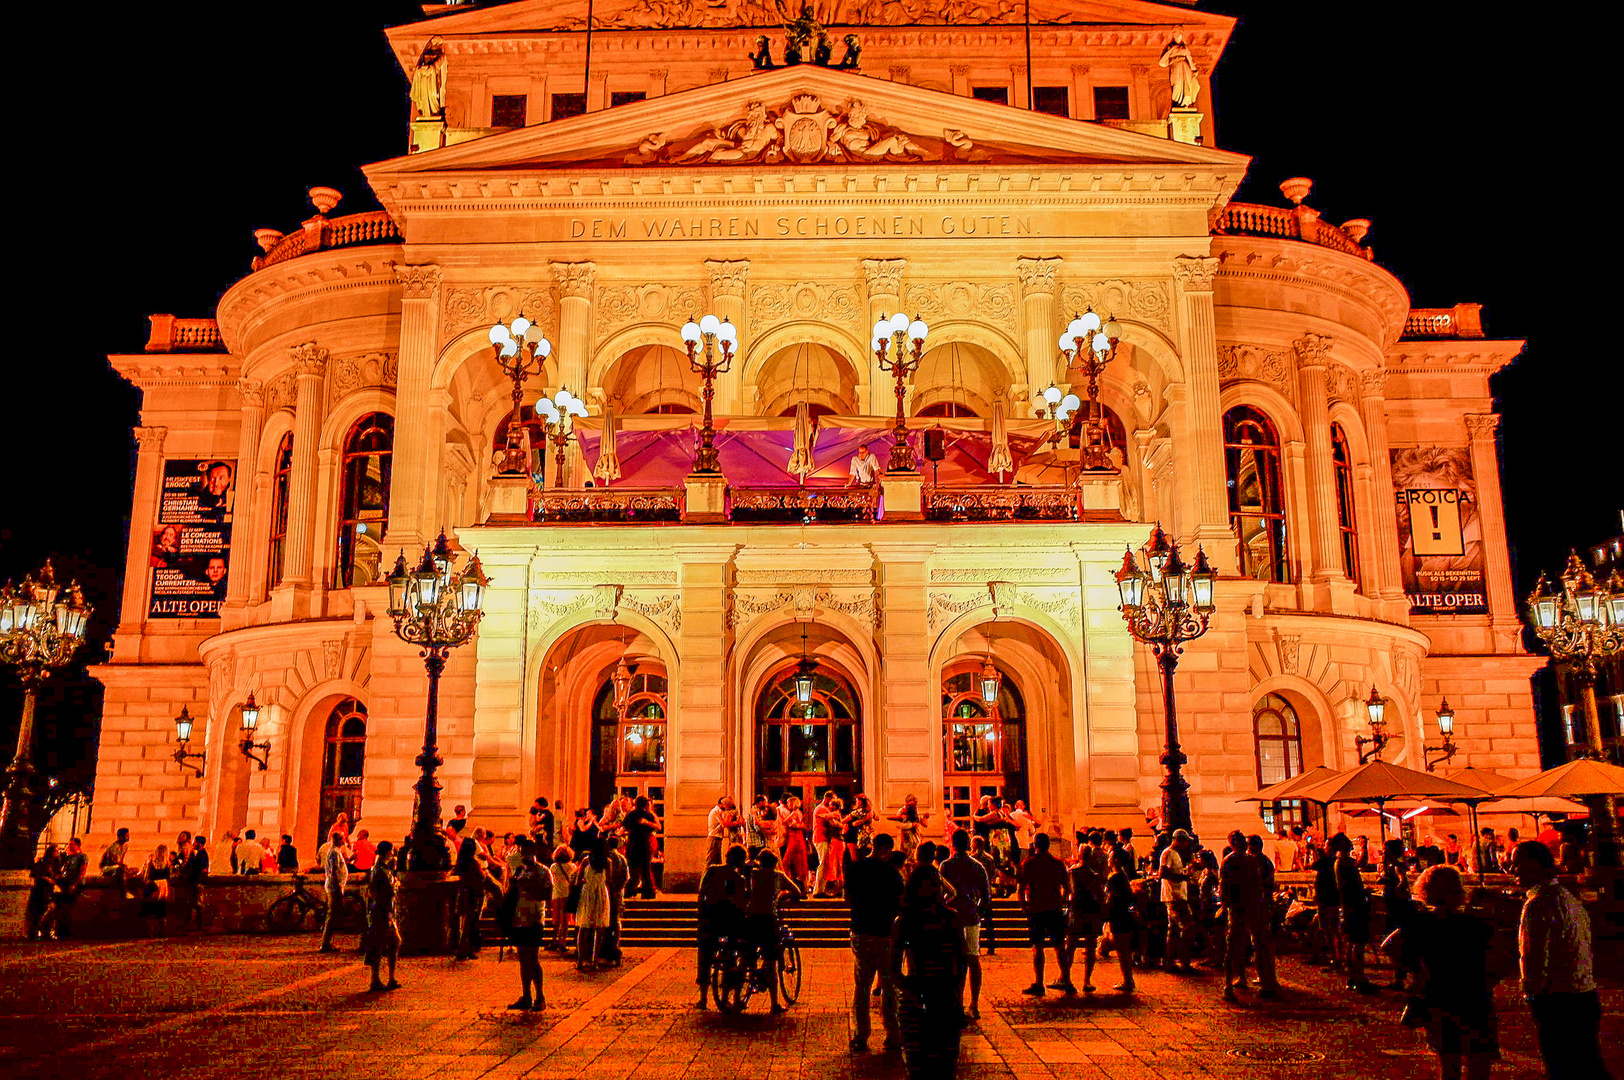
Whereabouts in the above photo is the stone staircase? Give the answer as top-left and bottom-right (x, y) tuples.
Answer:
(613, 895), (1033, 949)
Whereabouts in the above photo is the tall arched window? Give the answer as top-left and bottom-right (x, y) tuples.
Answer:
(334, 412), (393, 588)
(265, 432), (294, 593)
(757, 663), (861, 809)
(320, 698), (367, 841)
(941, 661), (1027, 830)
(1224, 406), (1290, 583)
(1331, 423), (1361, 586)
(1253, 693), (1305, 833)
(590, 664), (668, 825)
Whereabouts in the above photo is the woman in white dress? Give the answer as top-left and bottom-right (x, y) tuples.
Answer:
(573, 843), (613, 972)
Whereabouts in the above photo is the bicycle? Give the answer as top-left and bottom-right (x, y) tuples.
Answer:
(265, 872), (359, 934)
(709, 920), (801, 1014)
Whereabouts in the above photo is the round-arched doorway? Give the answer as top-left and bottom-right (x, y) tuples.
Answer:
(319, 697), (367, 841)
(589, 661), (668, 825)
(941, 659), (1027, 830)
(756, 662), (861, 807)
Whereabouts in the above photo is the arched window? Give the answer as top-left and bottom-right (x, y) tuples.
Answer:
(334, 412), (393, 588)
(1331, 423), (1360, 586)
(265, 432), (294, 593)
(1224, 406), (1290, 583)
(319, 698), (367, 841)
(776, 402), (837, 419)
(941, 661), (1027, 829)
(757, 663), (861, 808)
(590, 664), (668, 828)
(1253, 693), (1305, 833)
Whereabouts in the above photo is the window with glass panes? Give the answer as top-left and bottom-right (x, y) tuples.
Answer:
(1253, 693), (1305, 833)
(941, 662), (1026, 830)
(1331, 423), (1361, 585)
(319, 698), (367, 841)
(590, 669), (667, 844)
(265, 432), (293, 593)
(1224, 406), (1290, 583)
(757, 665), (860, 810)
(334, 413), (392, 588)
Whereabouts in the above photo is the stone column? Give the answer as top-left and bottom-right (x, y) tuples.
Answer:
(1016, 256), (1061, 392)
(223, 379), (264, 610)
(386, 264), (442, 555)
(551, 261), (596, 400)
(1294, 334), (1349, 584)
(706, 259), (749, 414)
(665, 544), (734, 888)
(113, 425), (167, 658)
(862, 258), (904, 415)
(280, 343), (328, 588)
(1465, 414), (1519, 635)
(1357, 369), (1406, 604)
(1170, 255), (1236, 567)
(469, 547), (531, 827)
(872, 544), (935, 814)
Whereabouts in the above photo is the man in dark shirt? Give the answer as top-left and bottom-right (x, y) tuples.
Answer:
(696, 845), (748, 1010)
(41, 838), (88, 939)
(622, 796), (661, 899)
(846, 833), (904, 1052)
(941, 829), (991, 1019)
(1220, 829), (1277, 1001)
(178, 834), (210, 933)
(1019, 833), (1073, 995)
(277, 835), (299, 873)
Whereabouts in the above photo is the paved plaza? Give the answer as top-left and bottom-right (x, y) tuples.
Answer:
(1, 932), (1618, 1080)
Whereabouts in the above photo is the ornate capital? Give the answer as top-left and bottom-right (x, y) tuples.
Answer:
(290, 342), (329, 377)
(1015, 256), (1061, 296)
(949, 64), (971, 76)
(1358, 368), (1388, 397)
(705, 259), (750, 299)
(1293, 333), (1333, 365)
(393, 262), (441, 300)
(238, 378), (264, 410)
(1171, 255), (1219, 292)
(1464, 413), (1500, 439)
(551, 261), (597, 300)
(889, 65), (911, 83)
(862, 258), (905, 297)
(134, 425), (167, 452)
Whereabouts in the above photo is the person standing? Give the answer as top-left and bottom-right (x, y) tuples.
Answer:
(622, 795), (661, 899)
(276, 834), (298, 874)
(1159, 828), (1195, 973)
(237, 830), (264, 875)
(696, 844), (749, 1009)
(1104, 862), (1137, 993)
(781, 795), (809, 890)
(1220, 829), (1277, 1001)
(891, 863), (963, 1079)
(847, 833), (904, 1050)
(744, 850), (802, 1014)
(1331, 834), (1374, 993)
(1065, 830), (1108, 995)
(507, 838), (550, 1011)
(179, 834), (209, 932)
(548, 845), (577, 953)
(1512, 840), (1609, 1080)
(454, 837), (495, 959)
(25, 845), (60, 941)
(706, 796), (738, 868)
(365, 841), (401, 992)
(573, 843), (612, 971)
(603, 836), (629, 966)
(1019, 833), (1073, 995)
(888, 795), (928, 865)
(812, 792), (841, 897)
(1310, 839), (1342, 970)
(940, 829), (990, 1020)
(1402, 865), (1501, 1080)
(138, 845), (170, 937)
(320, 830), (349, 952)
(40, 838), (88, 940)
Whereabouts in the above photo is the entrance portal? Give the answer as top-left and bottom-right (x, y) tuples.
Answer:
(589, 663), (668, 831)
(756, 663), (861, 807)
(941, 661), (1027, 829)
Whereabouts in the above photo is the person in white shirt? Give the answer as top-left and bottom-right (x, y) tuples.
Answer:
(848, 444), (878, 487)
(320, 830), (349, 952)
(705, 797), (738, 867)
(1512, 840), (1606, 1079)
(236, 830), (265, 875)
(1158, 829), (1195, 973)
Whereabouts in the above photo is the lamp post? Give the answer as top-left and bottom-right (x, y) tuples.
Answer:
(1115, 523), (1217, 835)
(0, 561), (91, 869)
(535, 389), (588, 489)
(872, 311), (928, 472)
(171, 707), (207, 778)
(238, 691), (271, 770)
(1526, 554), (1624, 868)
(1057, 310), (1121, 470)
(385, 531), (487, 872)
(1033, 384), (1081, 432)
(1356, 685), (1390, 764)
(488, 316), (552, 476)
(1422, 698), (1458, 772)
(680, 314), (737, 474)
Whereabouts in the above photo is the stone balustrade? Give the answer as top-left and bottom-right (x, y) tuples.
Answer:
(1402, 303), (1486, 339)
(251, 210), (402, 271)
(143, 314), (224, 353)
(1213, 201), (1372, 260)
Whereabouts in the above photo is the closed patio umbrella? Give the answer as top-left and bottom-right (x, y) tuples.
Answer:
(988, 399), (1014, 479)
(593, 401), (622, 484)
(787, 402), (815, 481)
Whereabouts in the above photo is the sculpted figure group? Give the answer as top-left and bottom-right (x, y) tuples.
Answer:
(665, 95), (932, 165)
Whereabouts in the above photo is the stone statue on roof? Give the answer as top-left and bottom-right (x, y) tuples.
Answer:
(1158, 29), (1200, 109)
(410, 37), (449, 119)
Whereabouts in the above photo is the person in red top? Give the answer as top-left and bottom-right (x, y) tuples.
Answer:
(1018, 833), (1073, 996)
(1535, 822), (1562, 860)
(351, 829), (376, 872)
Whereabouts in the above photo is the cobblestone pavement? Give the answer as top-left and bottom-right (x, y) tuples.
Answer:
(1, 932), (1618, 1080)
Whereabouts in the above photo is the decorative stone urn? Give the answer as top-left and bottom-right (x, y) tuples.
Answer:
(253, 228), (284, 253)
(1341, 218), (1371, 244)
(1279, 176), (1313, 206)
(308, 186), (343, 215)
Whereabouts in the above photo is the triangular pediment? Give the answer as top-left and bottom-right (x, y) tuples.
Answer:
(367, 66), (1246, 183)
(397, 0), (1230, 36)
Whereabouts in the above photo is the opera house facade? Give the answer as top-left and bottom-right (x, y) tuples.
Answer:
(93, 0), (1541, 883)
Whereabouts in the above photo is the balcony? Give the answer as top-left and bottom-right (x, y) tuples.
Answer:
(252, 210), (402, 271)
(1401, 304), (1485, 340)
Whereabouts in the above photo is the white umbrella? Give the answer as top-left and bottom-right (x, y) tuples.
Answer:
(787, 402), (815, 481)
(593, 400), (622, 484)
(988, 399), (1014, 479)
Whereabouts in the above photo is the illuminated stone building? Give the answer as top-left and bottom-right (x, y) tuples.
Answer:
(92, 0), (1542, 883)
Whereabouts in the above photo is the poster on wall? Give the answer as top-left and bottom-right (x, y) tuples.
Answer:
(1390, 447), (1488, 615)
(147, 459), (236, 618)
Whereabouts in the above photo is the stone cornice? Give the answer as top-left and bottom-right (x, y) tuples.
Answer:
(109, 354), (241, 391)
(215, 249), (403, 359)
(1384, 339), (1525, 375)
(1212, 236), (1410, 349)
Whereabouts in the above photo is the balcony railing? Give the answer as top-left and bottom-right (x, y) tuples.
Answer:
(1402, 304), (1485, 340)
(534, 487), (685, 523)
(144, 315), (223, 353)
(1212, 202), (1372, 260)
(729, 486), (880, 523)
(925, 484), (1082, 522)
(252, 210), (402, 271)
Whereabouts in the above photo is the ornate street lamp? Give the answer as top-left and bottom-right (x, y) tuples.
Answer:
(1356, 685), (1390, 764)
(680, 314), (738, 474)
(535, 388), (588, 489)
(1115, 524), (1217, 834)
(872, 311), (928, 472)
(0, 561), (91, 868)
(384, 532), (488, 872)
(238, 691), (271, 770)
(1422, 697), (1457, 772)
(1033, 383), (1082, 434)
(489, 315), (552, 476)
(171, 706), (207, 778)
(1056, 309), (1122, 403)
(1526, 554), (1624, 867)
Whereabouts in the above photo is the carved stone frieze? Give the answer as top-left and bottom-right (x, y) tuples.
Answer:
(326, 352), (399, 409)
(1216, 343), (1292, 392)
(525, 585), (681, 638)
(931, 567), (1056, 583)
(290, 342), (329, 377)
(322, 639), (344, 680)
(264, 372), (298, 414)
(620, 593), (683, 634)
(596, 284), (705, 335)
(735, 568), (873, 586)
(861, 258), (905, 298)
(904, 281), (1017, 336)
(927, 580), (1081, 633)
(1324, 363), (1356, 405)
(444, 284), (558, 340)
(750, 281), (863, 329)
(1359, 368), (1388, 398)
(238, 379), (264, 410)
(1058, 280), (1171, 332)
(728, 585), (879, 632)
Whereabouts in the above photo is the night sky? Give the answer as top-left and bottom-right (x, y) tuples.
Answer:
(3, 2), (1617, 800)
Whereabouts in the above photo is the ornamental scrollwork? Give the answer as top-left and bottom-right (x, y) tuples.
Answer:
(1059, 280), (1170, 332)
(1464, 413), (1500, 438)
(290, 342), (329, 376)
(596, 284), (705, 336)
(327, 352), (400, 409)
(705, 260), (751, 299)
(264, 373), (298, 414)
(444, 285), (557, 339)
(861, 258), (905, 297)
(1015, 257), (1061, 295)
(1171, 255), (1219, 292)
(1216, 343), (1291, 391)
(394, 263), (442, 300)
(1293, 333), (1333, 364)
(551, 261), (598, 300)
(904, 281), (1017, 337)
(750, 281), (863, 330)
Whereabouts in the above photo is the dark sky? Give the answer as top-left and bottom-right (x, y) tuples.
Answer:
(3, 1), (1618, 792)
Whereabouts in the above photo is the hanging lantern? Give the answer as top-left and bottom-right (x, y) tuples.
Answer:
(611, 658), (634, 718)
(1365, 684), (1386, 728)
(240, 692), (260, 732)
(174, 706), (195, 744)
(980, 659), (1001, 705)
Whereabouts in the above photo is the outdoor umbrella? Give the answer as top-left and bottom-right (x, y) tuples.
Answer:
(1439, 766), (1521, 874)
(1240, 765), (1342, 804)
(1288, 760), (1494, 844)
(787, 402), (815, 481)
(988, 399), (1014, 479)
(1492, 758), (1624, 799)
(592, 401), (622, 484)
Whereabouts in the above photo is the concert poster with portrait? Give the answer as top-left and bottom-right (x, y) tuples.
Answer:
(148, 459), (236, 618)
(1390, 446), (1489, 615)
